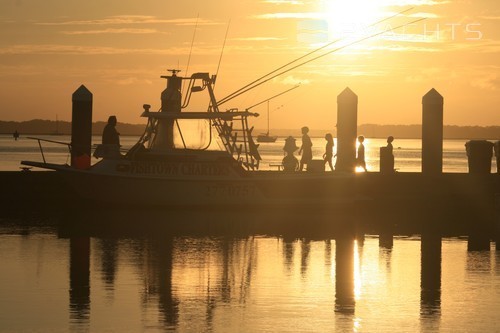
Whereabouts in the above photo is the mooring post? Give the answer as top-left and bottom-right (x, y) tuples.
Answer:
(422, 88), (443, 174)
(71, 85), (93, 169)
(335, 87), (358, 173)
(420, 230), (441, 315)
(379, 230), (394, 249)
(465, 140), (494, 174)
(468, 230), (491, 251)
(494, 141), (500, 174)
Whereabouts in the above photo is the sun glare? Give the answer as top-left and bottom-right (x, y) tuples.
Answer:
(322, 0), (386, 39)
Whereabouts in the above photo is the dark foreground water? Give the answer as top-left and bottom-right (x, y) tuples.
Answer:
(1, 217), (499, 333)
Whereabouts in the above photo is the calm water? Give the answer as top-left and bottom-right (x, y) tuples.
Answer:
(0, 219), (499, 333)
(0, 134), (498, 173)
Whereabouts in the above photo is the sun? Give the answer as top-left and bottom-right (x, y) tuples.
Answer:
(321, 0), (387, 39)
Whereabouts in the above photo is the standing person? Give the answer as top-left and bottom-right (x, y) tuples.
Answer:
(323, 133), (334, 171)
(386, 135), (394, 172)
(13, 130), (19, 141)
(356, 135), (367, 172)
(102, 115), (120, 145)
(298, 126), (312, 171)
(386, 136), (394, 155)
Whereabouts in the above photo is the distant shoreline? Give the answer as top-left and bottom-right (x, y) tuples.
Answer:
(0, 120), (499, 140)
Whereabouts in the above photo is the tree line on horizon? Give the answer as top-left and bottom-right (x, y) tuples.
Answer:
(0, 119), (499, 140)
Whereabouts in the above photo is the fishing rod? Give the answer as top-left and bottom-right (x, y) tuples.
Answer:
(217, 16), (426, 106)
(217, 7), (415, 106)
(185, 13), (199, 78)
(246, 85), (300, 110)
(214, 19), (231, 91)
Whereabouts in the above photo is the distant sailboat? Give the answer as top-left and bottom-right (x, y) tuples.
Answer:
(248, 85), (299, 143)
(256, 101), (278, 143)
(51, 114), (63, 135)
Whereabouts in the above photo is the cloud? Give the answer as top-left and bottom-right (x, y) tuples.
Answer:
(0, 44), (219, 55)
(365, 44), (441, 52)
(478, 16), (500, 21)
(61, 28), (165, 35)
(385, 0), (450, 6)
(262, 0), (304, 4)
(36, 15), (219, 26)
(252, 12), (324, 20)
(408, 12), (441, 19)
(470, 75), (500, 90)
(231, 37), (287, 41)
(115, 77), (153, 85)
(274, 75), (310, 85)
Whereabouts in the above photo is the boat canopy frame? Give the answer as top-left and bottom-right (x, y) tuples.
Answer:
(134, 72), (262, 170)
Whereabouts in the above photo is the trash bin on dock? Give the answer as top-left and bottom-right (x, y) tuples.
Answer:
(495, 141), (500, 174)
(379, 146), (394, 173)
(465, 140), (494, 174)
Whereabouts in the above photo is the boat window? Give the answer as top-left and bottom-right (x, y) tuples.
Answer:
(144, 118), (222, 151)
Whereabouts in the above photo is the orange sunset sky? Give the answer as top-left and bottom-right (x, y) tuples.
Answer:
(0, 0), (499, 130)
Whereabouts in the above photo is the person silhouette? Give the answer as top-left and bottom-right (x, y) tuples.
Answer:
(323, 133), (334, 171)
(298, 126), (312, 171)
(386, 136), (394, 155)
(13, 130), (19, 141)
(282, 136), (299, 172)
(102, 116), (120, 145)
(356, 135), (367, 172)
(94, 115), (121, 159)
(386, 136), (394, 171)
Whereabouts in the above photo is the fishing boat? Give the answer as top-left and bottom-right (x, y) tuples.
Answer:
(21, 70), (358, 208)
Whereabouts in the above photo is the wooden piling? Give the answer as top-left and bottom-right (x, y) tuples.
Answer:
(467, 230), (491, 251)
(379, 231), (394, 249)
(71, 85), (93, 168)
(495, 141), (500, 174)
(422, 88), (443, 174)
(335, 87), (358, 173)
(465, 140), (494, 174)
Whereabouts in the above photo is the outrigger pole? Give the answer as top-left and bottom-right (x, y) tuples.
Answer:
(217, 7), (418, 106)
(214, 19), (231, 91)
(246, 85), (300, 111)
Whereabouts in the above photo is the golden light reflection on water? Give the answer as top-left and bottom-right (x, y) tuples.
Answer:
(353, 239), (362, 300)
(2, 229), (500, 332)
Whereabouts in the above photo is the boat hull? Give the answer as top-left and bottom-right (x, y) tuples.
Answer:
(55, 167), (358, 208)
(256, 135), (277, 143)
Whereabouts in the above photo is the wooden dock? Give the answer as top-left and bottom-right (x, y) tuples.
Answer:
(1, 171), (498, 245)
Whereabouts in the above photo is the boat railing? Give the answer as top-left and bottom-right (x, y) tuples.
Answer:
(27, 137), (72, 164)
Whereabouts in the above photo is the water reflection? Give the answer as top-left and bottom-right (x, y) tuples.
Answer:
(335, 237), (355, 314)
(282, 237), (295, 274)
(420, 234), (441, 317)
(300, 239), (311, 278)
(97, 238), (118, 290)
(379, 246), (392, 275)
(152, 237), (178, 328)
(4, 217), (500, 332)
(69, 236), (90, 322)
